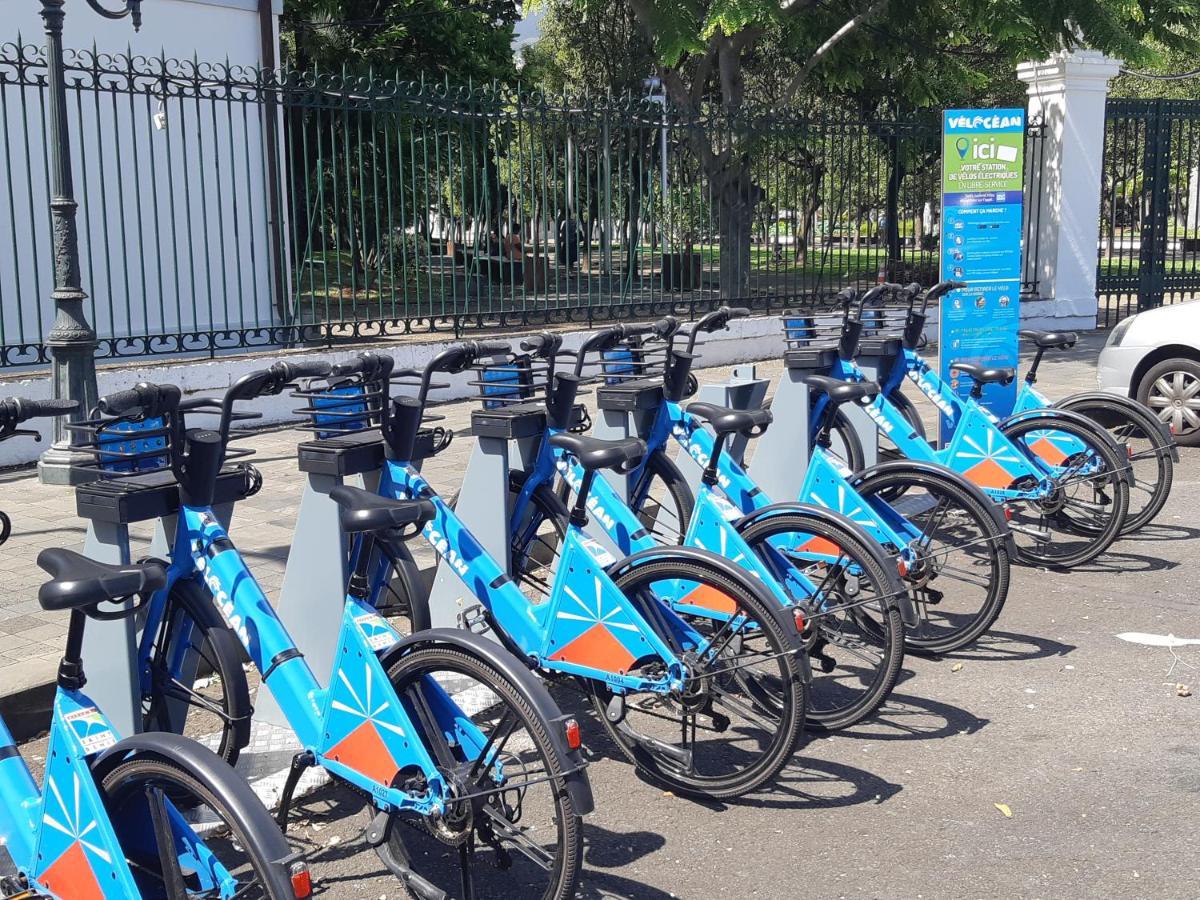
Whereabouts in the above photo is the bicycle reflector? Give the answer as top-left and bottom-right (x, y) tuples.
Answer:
(564, 718), (582, 751)
(792, 607), (806, 633)
(290, 862), (313, 898)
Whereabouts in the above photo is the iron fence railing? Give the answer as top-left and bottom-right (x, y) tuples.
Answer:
(0, 43), (1045, 366)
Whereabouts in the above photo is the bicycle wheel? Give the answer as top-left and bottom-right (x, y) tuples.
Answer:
(143, 579), (252, 767)
(1056, 394), (1173, 533)
(95, 739), (297, 898)
(998, 415), (1129, 569)
(629, 450), (694, 545)
(817, 405), (866, 472)
(381, 645), (583, 900)
(591, 554), (806, 799)
(874, 390), (927, 500)
(736, 508), (905, 730)
(853, 466), (1011, 654)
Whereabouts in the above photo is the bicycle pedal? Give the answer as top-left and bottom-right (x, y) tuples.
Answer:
(457, 603), (491, 636)
(923, 588), (944, 606)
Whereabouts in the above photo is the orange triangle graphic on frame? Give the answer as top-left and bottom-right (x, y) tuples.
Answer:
(1029, 437), (1068, 466)
(679, 583), (740, 615)
(326, 721), (401, 787)
(964, 458), (1013, 490)
(794, 536), (843, 557)
(550, 623), (637, 673)
(39, 840), (105, 900)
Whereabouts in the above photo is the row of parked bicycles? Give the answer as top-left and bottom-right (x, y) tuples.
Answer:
(0, 279), (1173, 898)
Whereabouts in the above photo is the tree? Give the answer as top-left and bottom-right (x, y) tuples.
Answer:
(534, 0), (1200, 298)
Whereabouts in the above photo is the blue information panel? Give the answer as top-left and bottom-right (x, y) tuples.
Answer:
(938, 109), (1025, 444)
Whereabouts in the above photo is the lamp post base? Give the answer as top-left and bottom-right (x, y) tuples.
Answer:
(38, 440), (99, 486)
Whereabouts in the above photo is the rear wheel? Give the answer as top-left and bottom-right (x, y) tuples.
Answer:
(1057, 394), (1174, 532)
(628, 451), (695, 545)
(592, 555), (806, 799)
(143, 579), (251, 767)
(736, 509), (905, 730)
(853, 468), (1011, 654)
(381, 646), (583, 900)
(96, 748), (295, 898)
(998, 415), (1129, 569)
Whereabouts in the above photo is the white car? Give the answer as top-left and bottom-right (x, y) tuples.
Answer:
(1098, 300), (1200, 446)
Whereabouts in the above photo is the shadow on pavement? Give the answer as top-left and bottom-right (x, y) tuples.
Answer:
(1071, 549), (1181, 574)
(1118, 522), (1200, 543)
(939, 628), (1076, 663)
(832, 685), (989, 743)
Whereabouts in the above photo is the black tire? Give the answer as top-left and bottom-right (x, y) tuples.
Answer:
(96, 746), (296, 898)
(822, 406), (866, 473)
(852, 467), (1011, 654)
(592, 555), (807, 799)
(629, 450), (695, 545)
(1136, 356), (1200, 447)
(875, 390), (927, 500)
(143, 578), (252, 767)
(998, 415), (1129, 569)
(1057, 393), (1174, 532)
(382, 646), (582, 900)
(736, 508), (905, 730)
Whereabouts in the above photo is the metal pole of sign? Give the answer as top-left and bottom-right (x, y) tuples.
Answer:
(37, 0), (144, 485)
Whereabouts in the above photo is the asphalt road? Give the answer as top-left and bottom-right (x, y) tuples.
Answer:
(227, 445), (1199, 900)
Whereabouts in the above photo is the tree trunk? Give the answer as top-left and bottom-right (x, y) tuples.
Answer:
(716, 163), (758, 300)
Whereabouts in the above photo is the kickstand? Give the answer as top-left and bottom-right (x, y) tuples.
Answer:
(277, 750), (316, 832)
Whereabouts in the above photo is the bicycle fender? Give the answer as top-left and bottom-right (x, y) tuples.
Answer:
(996, 406), (1132, 485)
(851, 459), (1015, 553)
(732, 501), (917, 628)
(607, 545), (812, 682)
(1054, 390), (1179, 462)
(89, 732), (296, 894)
(379, 628), (595, 816)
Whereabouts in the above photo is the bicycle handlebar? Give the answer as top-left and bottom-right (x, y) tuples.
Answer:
(920, 279), (967, 314)
(9, 397), (78, 423)
(98, 383), (182, 417)
(332, 351), (394, 380)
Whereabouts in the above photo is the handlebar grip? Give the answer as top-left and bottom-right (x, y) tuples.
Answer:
(926, 280), (967, 301)
(332, 351), (393, 379)
(727, 307), (750, 319)
(468, 341), (512, 358)
(274, 360), (333, 381)
(99, 383), (180, 416)
(622, 323), (655, 338)
(520, 334), (549, 352)
(12, 397), (78, 423)
(651, 315), (678, 338)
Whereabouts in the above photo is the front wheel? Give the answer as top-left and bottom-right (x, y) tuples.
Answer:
(381, 645), (583, 900)
(1056, 394), (1174, 533)
(592, 555), (807, 800)
(853, 467), (1011, 655)
(999, 415), (1129, 569)
(736, 508), (905, 731)
(96, 741), (297, 898)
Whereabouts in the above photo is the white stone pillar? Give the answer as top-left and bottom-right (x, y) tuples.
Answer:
(1017, 49), (1122, 329)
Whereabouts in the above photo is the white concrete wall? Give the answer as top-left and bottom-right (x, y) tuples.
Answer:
(0, 0), (284, 353)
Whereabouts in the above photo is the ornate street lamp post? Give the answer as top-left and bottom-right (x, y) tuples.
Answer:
(36, 0), (143, 484)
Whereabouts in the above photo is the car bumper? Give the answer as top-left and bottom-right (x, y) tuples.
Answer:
(1096, 344), (1145, 397)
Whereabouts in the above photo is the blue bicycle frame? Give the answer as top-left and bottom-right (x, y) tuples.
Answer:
(816, 347), (1085, 501)
(138, 502), (477, 818)
(377, 458), (701, 694)
(0, 681), (241, 897)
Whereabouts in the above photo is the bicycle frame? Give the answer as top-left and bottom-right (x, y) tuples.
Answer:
(378, 458), (694, 694)
(622, 397), (922, 569)
(818, 347), (1077, 501)
(0, 688), (241, 897)
(139, 502), (468, 818)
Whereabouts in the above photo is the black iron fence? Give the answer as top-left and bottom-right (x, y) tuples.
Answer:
(1098, 97), (1200, 326)
(0, 43), (1045, 366)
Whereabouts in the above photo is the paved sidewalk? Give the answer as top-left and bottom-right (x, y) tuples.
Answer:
(0, 332), (1107, 706)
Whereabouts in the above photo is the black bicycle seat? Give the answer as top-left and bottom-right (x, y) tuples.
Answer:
(686, 402), (772, 436)
(329, 485), (436, 534)
(549, 433), (645, 473)
(802, 375), (879, 404)
(1019, 329), (1077, 350)
(949, 362), (1016, 386)
(37, 548), (166, 613)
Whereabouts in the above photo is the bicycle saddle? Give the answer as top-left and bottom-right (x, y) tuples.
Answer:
(329, 485), (436, 534)
(949, 362), (1016, 386)
(36, 548), (166, 612)
(802, 375), (879, 404)
(1019, 329), (1077, 350)
(686, 402), (772, 436)
(549, 433), (645, 473)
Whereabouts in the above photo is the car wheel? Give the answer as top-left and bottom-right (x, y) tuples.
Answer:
(1137, 357), (1200, 447)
